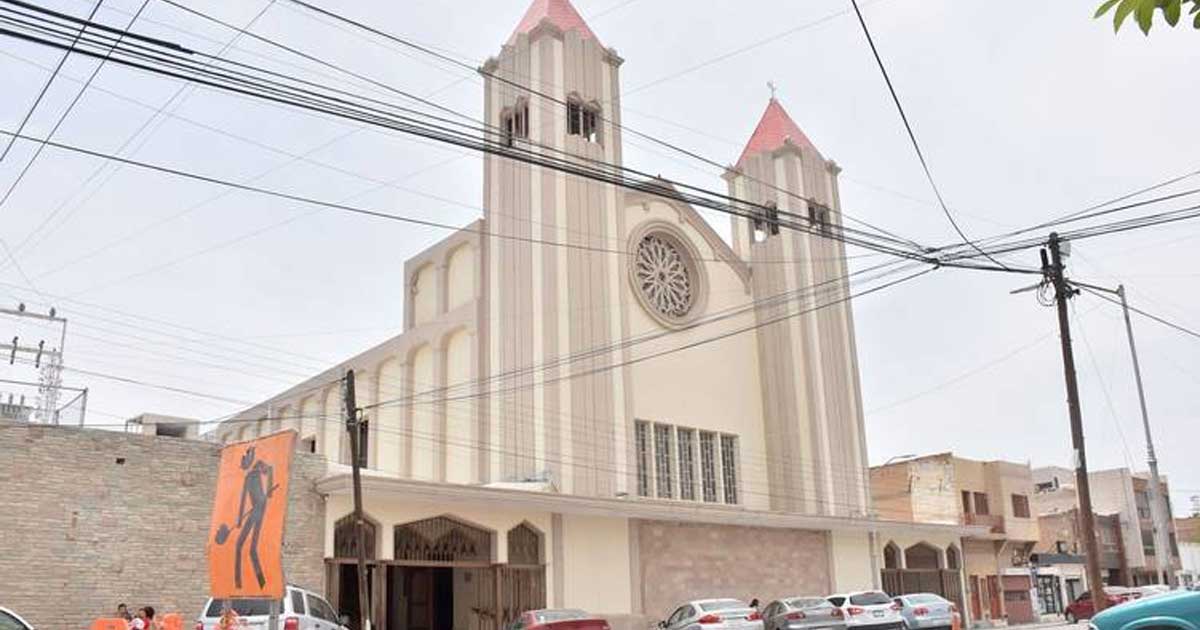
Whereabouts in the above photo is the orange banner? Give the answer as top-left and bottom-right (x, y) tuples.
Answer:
(207, 430), (297, 599)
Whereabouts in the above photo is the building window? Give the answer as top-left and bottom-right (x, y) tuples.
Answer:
(301, 436), (316, 454)
(809, 202), (831, 235)
(677, 428), (696, 501)
(700, 431), (718, 503)
(635, 420), (651, 497)
(1012, 494), (1031, 518)
(752, 201), (780, 242)
(654, 424), (674, 499)
(567, 99), (599, 143)
(720, 434), (738, 505)
(973, 492), (990, 515)
(1142, 529), (1155, 555)
(501, 100), (529, 147)
(962, 490), (972, 514)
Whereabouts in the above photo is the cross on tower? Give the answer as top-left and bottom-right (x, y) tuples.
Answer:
(767, 81), (777, 100)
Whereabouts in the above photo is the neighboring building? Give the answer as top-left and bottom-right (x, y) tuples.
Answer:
(1176, 516), (1200, 587)
(1032, 509), (1127, 611)
(210, 2), (981, 630)
(124, 412), (203, 439)
(1033, 466), (1181, 585)
(0, 422), (326, 630)
(0, 391), (34, 422)
(871, 453), (1042, 626)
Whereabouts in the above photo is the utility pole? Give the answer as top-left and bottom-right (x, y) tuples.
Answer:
(344, 369), (371, 630)
(1117, 285), (1176, 586)
(1043, 233), (1108, 612)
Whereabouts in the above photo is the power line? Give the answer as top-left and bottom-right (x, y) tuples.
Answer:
(0, 0), (103, 163)
(846, 0), (1006, 269)
(0, 0), (280, 273)
(1082, 287), (1200, 343)
(0, 9), (925, 262)
(0, 0), (149, 211)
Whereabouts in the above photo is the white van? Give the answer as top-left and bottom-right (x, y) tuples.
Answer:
(196, 585), (348, 630)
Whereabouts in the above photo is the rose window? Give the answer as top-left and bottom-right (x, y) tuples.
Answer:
(634, 233), (695, 319)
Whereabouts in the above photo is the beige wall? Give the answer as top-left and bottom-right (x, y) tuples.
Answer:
(831, 530), (875, 592)
(561, 515), (633, 615)
(447, 244), (475, 311)
(871, 463), (915, 522)
(445, 330), (475, 484)
(413, 263), (438, 326)
(411, 344), (436, 480)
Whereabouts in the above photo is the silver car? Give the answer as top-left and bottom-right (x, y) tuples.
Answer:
(891, 594), (955, 630)
(197, 585), (348, 630)
(762, 597), (846, 630)
(660, 599), (765, 630)
(826, 592), (903, 630)
(0, 607), (34, 630)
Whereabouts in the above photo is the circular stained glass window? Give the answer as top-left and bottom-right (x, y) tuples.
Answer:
(634, 232), (695, 320)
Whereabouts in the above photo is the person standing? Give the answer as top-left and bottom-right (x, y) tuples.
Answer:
(116, 604), (132, 623)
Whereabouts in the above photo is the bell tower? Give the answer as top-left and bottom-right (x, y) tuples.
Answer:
(478, 0), (627, 496)
(724, 98), (870, 516)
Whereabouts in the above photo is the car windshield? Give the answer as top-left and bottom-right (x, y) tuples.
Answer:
(904, 595), (943, 605)
(535, 610), (590, 623)
(700, 600), (748, 612)
(204, 598), (281, 617)
(787, 599), (830, 609)
(849, 593), (892, 606)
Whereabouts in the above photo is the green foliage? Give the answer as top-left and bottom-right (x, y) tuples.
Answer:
(1094, 0), (1200, 33)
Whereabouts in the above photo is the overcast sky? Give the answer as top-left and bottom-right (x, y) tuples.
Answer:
(1, 0), (1197, 515)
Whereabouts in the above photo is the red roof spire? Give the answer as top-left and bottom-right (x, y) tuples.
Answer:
(736, 97), (816, 168)
(509, 0), (600, 46)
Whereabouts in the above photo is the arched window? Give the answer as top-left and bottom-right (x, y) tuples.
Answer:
(394, 516), (492, 563)
(507, 523), (542, 566)
(567, 98), (600, 143)
(905, 542), (942, 570)
(946, 545), (961, 570)
(883, 542), (901, 569)
(502, 99), (529, 147)
(334, 513), (378, 560)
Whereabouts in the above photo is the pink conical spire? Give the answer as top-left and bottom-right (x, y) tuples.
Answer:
(508, 0), (600, 45)
(736, 98), (816, 168)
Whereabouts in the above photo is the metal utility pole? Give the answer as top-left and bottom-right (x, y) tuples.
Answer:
(1043, 233), (1108, 612)
(344, 369), (371, 630)
(1117, 285), (1176, 586)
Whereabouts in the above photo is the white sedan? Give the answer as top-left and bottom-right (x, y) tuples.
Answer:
(660, 599), (764, 630)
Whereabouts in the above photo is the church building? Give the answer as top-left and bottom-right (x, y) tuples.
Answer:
(216, 1), (973, 628)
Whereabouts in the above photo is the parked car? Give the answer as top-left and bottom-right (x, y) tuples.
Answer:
(659, 599), (763, 630)
(826, 592), (903, 630)
(510, 609), (611, 630)
(1063, 588), (1134, 623)
(890, 594), (956, 630)
(761, 597), (846, 630)
(1088, 589), (1200, 630)
(0, 607), (34, 630)
(1132, 585), (1171, 599)
(196, 585), (348, 630)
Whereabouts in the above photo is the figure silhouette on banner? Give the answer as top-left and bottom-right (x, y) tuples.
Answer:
(213, 446), (279, 589)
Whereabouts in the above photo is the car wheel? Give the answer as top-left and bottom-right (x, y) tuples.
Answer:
(1066, 612), (1077, 624)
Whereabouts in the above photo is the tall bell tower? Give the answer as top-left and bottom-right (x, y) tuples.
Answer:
(478, 0), (628, 496)
(724, 98), (870, 516)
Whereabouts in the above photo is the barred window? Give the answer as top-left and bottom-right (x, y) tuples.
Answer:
(654, 424), (674, 499)
(700, 431), (718, 503)
(635, 420), (651, 497)
(720, 434), (738, 505)
(677, 428), (696, 501)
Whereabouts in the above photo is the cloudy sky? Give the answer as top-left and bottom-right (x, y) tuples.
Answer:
(0, 0), (1197, 514)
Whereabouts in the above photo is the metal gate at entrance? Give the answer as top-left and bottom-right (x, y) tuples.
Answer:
(881, 569), (964, 613)
(330, 516), (546, 630)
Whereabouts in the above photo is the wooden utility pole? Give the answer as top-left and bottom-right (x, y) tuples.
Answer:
(1044, 233), (1107, 613)
(344, 369), (371, 630)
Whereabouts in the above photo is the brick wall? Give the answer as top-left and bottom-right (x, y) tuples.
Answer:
(635, 520), (830, 622)
(0, 423), (326, 630)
